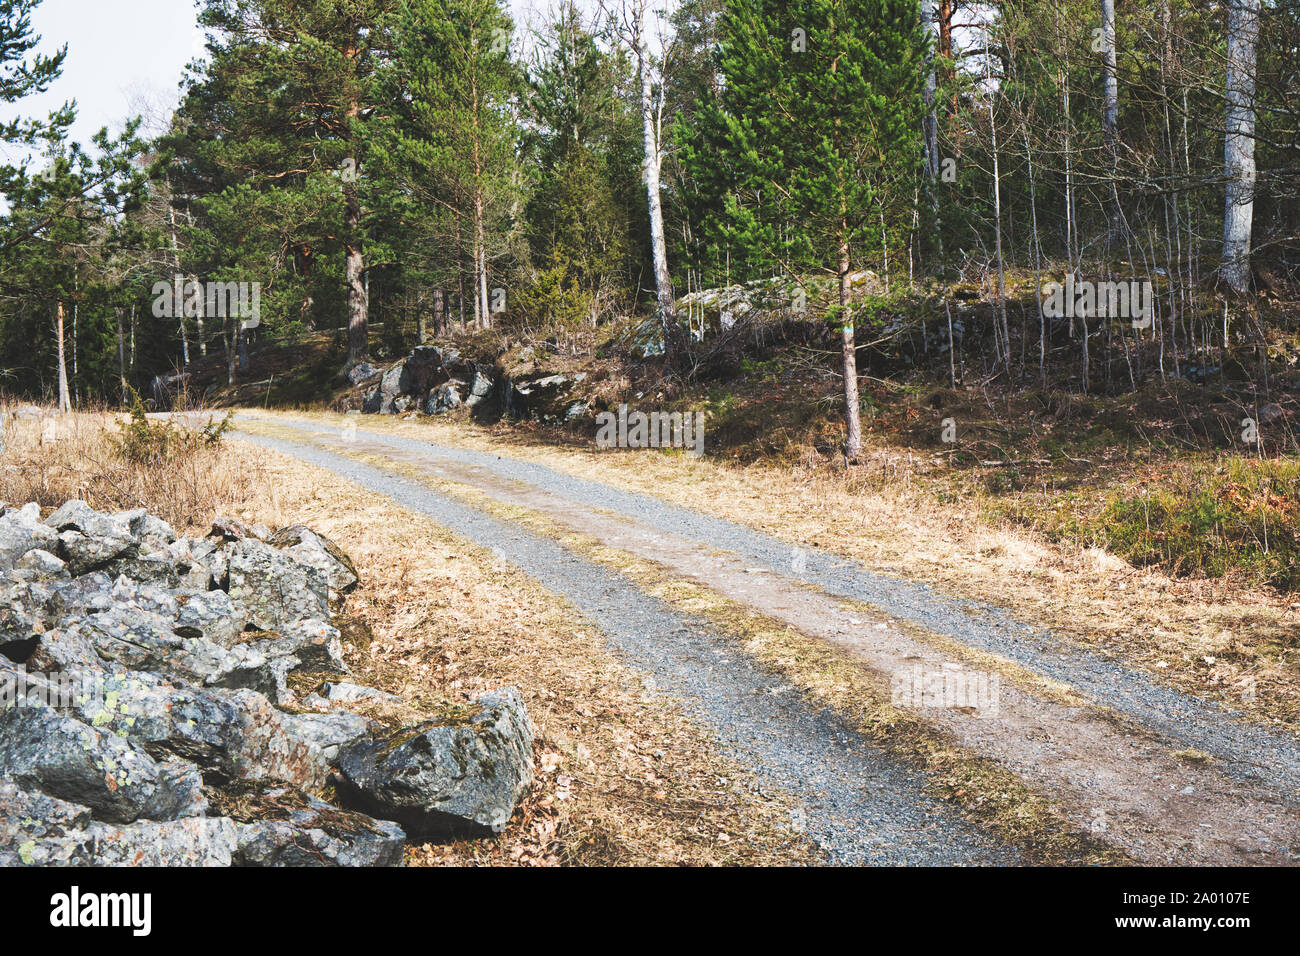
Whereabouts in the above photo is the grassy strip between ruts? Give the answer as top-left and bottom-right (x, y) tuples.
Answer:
(236, 436), (820, 866)
(259, 426), (1132, 866)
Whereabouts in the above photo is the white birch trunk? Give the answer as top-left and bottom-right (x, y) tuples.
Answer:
(1222, 0), (1260, 294)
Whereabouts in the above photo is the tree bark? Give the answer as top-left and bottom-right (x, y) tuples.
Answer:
(631, 0), (678, 361)
(839, 235), (862, 462)
(471, 66), (491, 330)
(116, 310), (127, 407)
(56, 300), (71, 413)
(1101, 0), (1122, 245)
(344, 39), (368, 365)
(345, 172), (368, 362)
(921, 0), (939, 182)
(1222, 0), (1260, 294)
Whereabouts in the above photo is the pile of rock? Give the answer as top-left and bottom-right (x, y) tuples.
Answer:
(0, 499), (534, 866)
(355, 346), (589, 424)
(357, 346), (498, 417)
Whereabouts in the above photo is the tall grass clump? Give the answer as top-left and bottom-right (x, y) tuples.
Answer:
(0, 394), (259, 532)
(1090, 456), (1300, 591)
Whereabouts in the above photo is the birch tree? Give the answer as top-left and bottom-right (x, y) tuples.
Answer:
(1100, 0), (1121, 245)
(1222, 0), (1260, 294)
(602, 0), (682, 362)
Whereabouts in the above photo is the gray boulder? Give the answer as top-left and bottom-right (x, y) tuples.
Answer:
(62, 604), (284, 698)
(266, 525), (359, 594)
(464, 367), (495, 408)
(13, 549), (68, 581)
(105, 554), (180, 588)
(174, 589), (246, 648)
(401, 346), (449, 396)
(75, 817), (240, 866)
(42, 500), (129, 539)
(208, 516), (270, 543)
(363, 362), (406, 415)
(0, 601), (41, 662)
(281, 710), (370, 762)
(57, 529), (138, 576)
(45, 571), (115, 618)
(230, 786), (405, 867)
(308, 681), (402, 709)
(116, 509), (178, 550)
(0, 505), (59, 572)
(68, 671), (329, 790)
(335, 687), (534, 839)
(227, 539), (330, 631)
(347, 362), (379, 386)
(261, 618), (347, 676)
(425, 383), (463, 415)
(0, 704), (206, 824)
(2, 817), (240, 867)
(26, 627), (100, 671)
(0, 778), (93, 849)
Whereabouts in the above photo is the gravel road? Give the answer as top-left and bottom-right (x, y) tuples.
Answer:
(244, 417), (1300, 800)
(239, 429), (1021, 865)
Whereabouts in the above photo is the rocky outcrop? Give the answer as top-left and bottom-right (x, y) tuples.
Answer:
(504, 373), (588, 424)
(358, 344), (595, 426)
(360, 347), (507, 420)
(0, 499), (534, 867)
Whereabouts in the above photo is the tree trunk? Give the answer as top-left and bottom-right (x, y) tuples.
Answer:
(345, 175), (368, 363)
(1222, 0), (1260, 294)
(1101, 0), (1122, 245)
(921, 0), (939, 182)
(986, 57), (1010, 372)
(56, 300), (71, 413)
(226, 317), (237, 386)
(471, 64), (491, 330)
(839, 236), (862, 462)
(168, 208), (192, 367)
(116, 310), (127, 407)
(477, 204), (490, 327)
(184, 209), (207, 356)
(633, 0), (678, 361)
(938, 0), (955, 113)
(344, 37), (368, 365)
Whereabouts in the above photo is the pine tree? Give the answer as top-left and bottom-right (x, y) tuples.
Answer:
(682, 0), (926, 460)
(522, 2), (632, 324)
(375, 0), (519, 332)
(170, 0), (396, 367)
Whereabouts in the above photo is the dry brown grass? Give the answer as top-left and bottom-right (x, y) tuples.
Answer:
(3, 406), (818, 864)
(0, 404), (263, 534)
(230, 439), (819, 866)
(249, 409), (1300, 733)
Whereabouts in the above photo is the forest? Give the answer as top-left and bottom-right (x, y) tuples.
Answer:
(0, 0), (1294, 463)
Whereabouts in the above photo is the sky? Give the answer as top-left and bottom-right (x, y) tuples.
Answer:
(0, 0), (206, 161)
(0, 0), (635, 167)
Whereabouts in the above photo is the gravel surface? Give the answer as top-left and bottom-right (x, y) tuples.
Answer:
(245, 418), (1300, 799)
(240, 430), (1021, 865)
